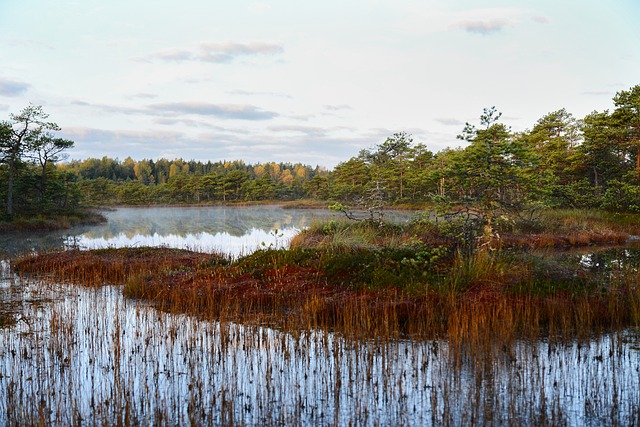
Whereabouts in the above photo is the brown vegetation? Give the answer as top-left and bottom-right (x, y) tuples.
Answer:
(15, 240), (640, 345)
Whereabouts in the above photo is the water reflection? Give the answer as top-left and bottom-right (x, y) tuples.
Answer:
(1, 278), (638, 426)
(0, 207), (329, 257)
(1, 206), (416, 257)
(2, 206), (420, 257)
(536, 244), (640, 284)
(71, 206), (333, 257)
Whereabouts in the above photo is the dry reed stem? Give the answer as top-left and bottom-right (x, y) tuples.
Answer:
(14, 247), (640, 345)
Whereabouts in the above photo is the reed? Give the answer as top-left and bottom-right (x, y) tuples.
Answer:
(6, 210), (640, 425)
(5, 250), (640, 425)
(14, 243), (640, 346)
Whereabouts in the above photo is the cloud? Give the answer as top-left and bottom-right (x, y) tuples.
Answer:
(128, 93), (158, 99)
(63, 127), (184, 143)
(62, 127), (187, 159)
(71, 100), (144, 115)
(229, 89), (292, 98)
(532, 15), (550, 24)
(199, 42), (283, 62)
(142, 41), (284, 63)
(72, 99), (277, 121)
(323, 104), (352, 111)
(435, 118), (464, 126)
(267, 124), (327, 138)
(0, 78), (30, 97)
(148, 102), (278, 120)
(448, 8), (527, 35)
(457, 18), (510, 35)
(581, 90), (611, 96)
(153, 117), (231, 130)
(3, 38), (54, 50)
(147, 48), (193, 62)
(248, 2), (271, 13)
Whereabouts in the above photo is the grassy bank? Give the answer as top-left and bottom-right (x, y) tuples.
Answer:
(0, 209), (106, 232)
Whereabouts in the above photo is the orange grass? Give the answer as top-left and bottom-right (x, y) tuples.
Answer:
(14, 247), (640, 344)
(16, 247), (224, 286)
(501, 230), (629, 248)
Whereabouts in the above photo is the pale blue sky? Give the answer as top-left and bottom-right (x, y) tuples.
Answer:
(1, 0), (638, 167)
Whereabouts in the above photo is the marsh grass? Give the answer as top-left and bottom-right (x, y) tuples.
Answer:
(539, 209), (640, 233)
(17, 247), (226, 286)
(4, 268), (639, 425)
(4, 275), (637, 426)
(7, 210), (640, 425)
(15, 242), (640, 346)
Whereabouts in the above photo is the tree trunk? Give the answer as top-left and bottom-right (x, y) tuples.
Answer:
(637, 146), (640, 183)
(6, 158), (14, 216)
(40, 161), (48, 205)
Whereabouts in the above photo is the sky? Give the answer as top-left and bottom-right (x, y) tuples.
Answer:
(1, 0), (639, 169)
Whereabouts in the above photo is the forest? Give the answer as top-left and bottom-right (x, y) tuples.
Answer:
(2, 84), (640, 221)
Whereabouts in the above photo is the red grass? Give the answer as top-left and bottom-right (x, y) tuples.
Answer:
(14, 246), (640, 341)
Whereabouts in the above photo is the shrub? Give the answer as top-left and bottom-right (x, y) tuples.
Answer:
(601, 180), (640, 213)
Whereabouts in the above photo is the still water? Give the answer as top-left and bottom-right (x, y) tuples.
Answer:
(1, 207), (639, 426)
(1, 206), (412, 257)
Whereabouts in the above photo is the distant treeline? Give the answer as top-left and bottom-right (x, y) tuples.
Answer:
(60, 158), (329, 205)
(3, 84), (640, 217)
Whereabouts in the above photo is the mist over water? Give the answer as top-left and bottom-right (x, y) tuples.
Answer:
(1, 206), (334, 257)
(2, 206), (414, 258)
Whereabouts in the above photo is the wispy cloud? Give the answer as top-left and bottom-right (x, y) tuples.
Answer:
(267, 124), (327, 138)
(148, 102), (278, 120)
(142, 41), (284, 63)
(457, 18), (510, 35)
(229, 89), (292, 98)
(71, 100), (143, 115)
(581, 90), (611, 96)
(449, 8), (527, 35)
(199, 42), (283, 62)
(435, 118), (464, 126)
(63, 127), (186, 161)
(72, 99), (278, 121)
(0, 78), (30, 97)
(62, 127), (184, 153)
(248, 2), (272, 14)
(147, 49), (193, 62)
(128, 93), (158, 99)
(323, 104), (352, 111)
(532, 15), (550, 24)
(3, 38), (55, 50)
(152, 117), (232, 131)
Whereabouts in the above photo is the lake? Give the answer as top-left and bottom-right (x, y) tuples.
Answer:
(1, 206), (639, 426)
(1, 205), (414, 257)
